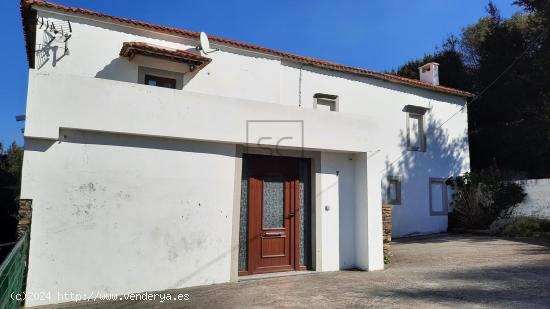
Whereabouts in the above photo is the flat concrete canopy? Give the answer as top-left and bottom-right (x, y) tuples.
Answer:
(41, 234), (550, 308)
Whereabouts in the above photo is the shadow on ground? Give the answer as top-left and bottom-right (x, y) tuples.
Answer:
(39, 234), (550, 309)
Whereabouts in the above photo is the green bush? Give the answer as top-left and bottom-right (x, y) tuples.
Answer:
(446, 167), (526, 229)
(501, 217), (550, 239)
(384, 253), (391, 265)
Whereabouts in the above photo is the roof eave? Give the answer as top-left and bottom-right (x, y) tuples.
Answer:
(20, 0), (474, 98)
(119, 42), (212, 71)
(286, 58), (474, 98)
(21, 0), (37, 69)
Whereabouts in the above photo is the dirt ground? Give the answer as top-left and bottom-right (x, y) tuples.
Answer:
(39, 234), (550, 308)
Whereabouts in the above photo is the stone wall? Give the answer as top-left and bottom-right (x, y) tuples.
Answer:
(382, 204), (392, 256)
(17, 199), (32, 238)
(513, 179), (550, 219)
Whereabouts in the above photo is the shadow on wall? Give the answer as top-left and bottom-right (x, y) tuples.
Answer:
(95, 53), (199, 88)
(24, 138), (56, 153)
(383, 113), (468, 237)
(36, 30), (70, 69)
(58, 129), (235, 158)
(94, 57), (137, 83)
(384, 113), (468, 188)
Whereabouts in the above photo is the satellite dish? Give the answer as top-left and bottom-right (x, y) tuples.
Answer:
(198, 32), (218, 54)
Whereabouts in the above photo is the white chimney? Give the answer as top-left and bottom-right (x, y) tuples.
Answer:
(419, 62), (439, 85)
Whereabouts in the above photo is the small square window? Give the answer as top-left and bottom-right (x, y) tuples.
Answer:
(429, 178), (448, 216)
(314, 93), (338, 111)
(316, 98), (336, 111)
(386, 176), (401, 205)
(144, 74), (177, 89)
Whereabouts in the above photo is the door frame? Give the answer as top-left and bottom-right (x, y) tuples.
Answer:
(238, 153), (310, 276)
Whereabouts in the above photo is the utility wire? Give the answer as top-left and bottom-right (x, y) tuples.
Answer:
(382, 26), (548, 173)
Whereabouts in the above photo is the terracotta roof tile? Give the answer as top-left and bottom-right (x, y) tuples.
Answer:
(20, 0), (473, 98)
(120, 42), (211, 71)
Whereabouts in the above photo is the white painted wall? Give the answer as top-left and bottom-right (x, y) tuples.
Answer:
(316, 153), (340, 271)
(21, 5), (470, 305)
(34, 10), (281, 105)
(22, 131), (237, 307)
(25, 71), (378, 153)
(333, 154), (356, 270)
(314, 152), (384, 271)
(513, 179), (550, 219)
(280, 64), (469, 238)
(364, 153), (385, 270)
(316, 152), (354, 271)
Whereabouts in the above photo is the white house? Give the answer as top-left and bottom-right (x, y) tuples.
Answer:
(19, 0), (471, 306)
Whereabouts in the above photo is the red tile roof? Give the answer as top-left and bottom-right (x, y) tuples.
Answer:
(120, 42), (211, 71)
(20, 0), (473, 98)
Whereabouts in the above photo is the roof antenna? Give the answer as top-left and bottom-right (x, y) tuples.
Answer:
(196, 32), (219, 54)
(37, 18), (72, 55)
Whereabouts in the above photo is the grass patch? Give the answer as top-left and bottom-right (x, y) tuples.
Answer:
(384, 253), (391, 264)
(501, 217), (550, 239)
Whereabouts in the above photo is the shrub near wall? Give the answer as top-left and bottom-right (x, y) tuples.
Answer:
(501, 217), (550, 239)
(446, 168), (526, 230)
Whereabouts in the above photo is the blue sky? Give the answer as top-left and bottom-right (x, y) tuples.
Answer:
(0, 0), (521, 147)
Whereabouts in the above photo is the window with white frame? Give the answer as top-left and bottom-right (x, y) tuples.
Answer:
(386, 176), (401, 205)
(404, 105), (428, 152)
(314, 93), (338, 111)
(429, 178), (448, 216)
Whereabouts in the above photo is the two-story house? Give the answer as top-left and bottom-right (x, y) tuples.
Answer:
(19, 0), (472, 306)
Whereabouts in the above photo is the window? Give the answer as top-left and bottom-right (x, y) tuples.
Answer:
(429, 178), (448, 216)
(314, 93), (338, 111)
(386, 176), (401, 205)
(404, 105), (428, 152)
(144, 74), (177, 89)
(138, 67), (183, 89)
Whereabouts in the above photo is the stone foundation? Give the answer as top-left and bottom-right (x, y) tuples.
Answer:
(382, 204), (392, 256)
(17, 199), (33, 238)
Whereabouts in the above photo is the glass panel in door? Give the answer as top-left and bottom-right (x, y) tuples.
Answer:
(262, 176), (284, 229)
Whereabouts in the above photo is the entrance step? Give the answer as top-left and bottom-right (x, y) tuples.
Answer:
(239, 270), (316, 282)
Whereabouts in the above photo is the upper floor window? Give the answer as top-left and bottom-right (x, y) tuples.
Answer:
(314, 93), (338, 111)
(404, 105), (429, 152)
(138, 67), (182, 89)
(144, 74), (177, 89)
(120, 42), (211, 90)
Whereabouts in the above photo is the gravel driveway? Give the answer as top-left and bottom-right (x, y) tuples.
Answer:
(41, 234), (550, 308)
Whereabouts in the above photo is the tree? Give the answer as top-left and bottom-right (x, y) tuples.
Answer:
(394, 1), (550, 178)
(5, 142), (23, 187)
(394, 36), (472, 91)
(0, 142), (24, 245)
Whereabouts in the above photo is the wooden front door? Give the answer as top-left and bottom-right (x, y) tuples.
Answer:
(247, 155), (300, 274)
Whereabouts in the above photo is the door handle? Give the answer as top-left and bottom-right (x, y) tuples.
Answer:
(288, 213), (295, 218)
(262, 231), (284, 237)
